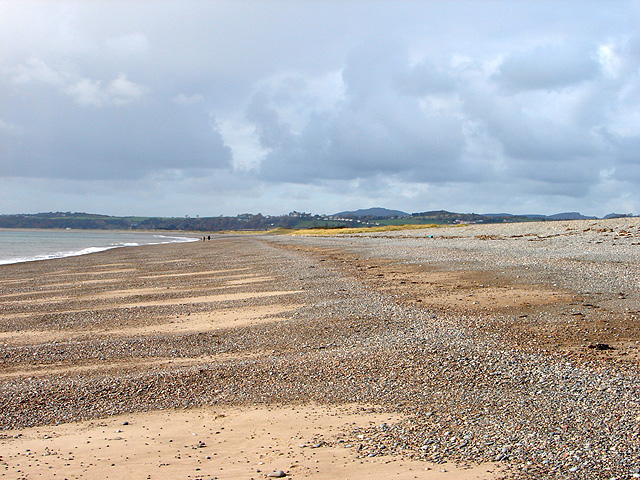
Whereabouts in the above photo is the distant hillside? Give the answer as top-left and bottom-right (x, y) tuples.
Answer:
(0, 209), (631, 232)
(485, 212), (602, 220)
(335, 207), (409, 218)
(408, 210), (533, 225)
(482, 213), (516, 217)
(547, 212), (598, 220)
(484, 213), (547, 219)
(0, 211), (384, 232)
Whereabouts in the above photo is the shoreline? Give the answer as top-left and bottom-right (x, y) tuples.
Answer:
(0, 229), (199, 266)
(1, 219), (639, 478)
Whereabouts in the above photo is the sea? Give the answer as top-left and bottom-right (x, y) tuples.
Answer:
(0, 229), (197, 265)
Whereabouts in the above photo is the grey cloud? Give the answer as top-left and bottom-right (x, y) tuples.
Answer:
(246, 92), (295, 151)
(104, 32), (151, 57)
(394, 61), (456, 96)
(615, 136), (640, 165)
(341, 41), (404, 104)
(605, 134), (640, 186)
(461, 84), (603, 164)
(1, 84), (231, 180)
(495, 42), (601, 91)
(2, 1), (640, 217)
(510, 157), (600, 190)
(252, 41), (466, 185)
(614, 163), (640, 183)
(0, 169), (259, 216)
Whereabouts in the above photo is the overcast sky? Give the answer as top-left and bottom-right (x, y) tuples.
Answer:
(1, 1), (639, 217)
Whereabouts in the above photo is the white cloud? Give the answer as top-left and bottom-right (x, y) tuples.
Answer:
(598, 44), (622, 78)
(105, 73), (148, 105)
(62, 73), (148, 107)
(8, 57), (65, 86)
(6, 58), (148, 107)
(218, 118), (266, 170)
(172, 93), (204, 106)
(64, 77), (105, 107)
(0, 118), (23, 136)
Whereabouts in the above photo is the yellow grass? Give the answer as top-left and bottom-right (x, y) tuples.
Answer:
(219, 224), (442, 236)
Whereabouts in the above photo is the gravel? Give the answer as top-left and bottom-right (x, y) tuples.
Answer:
(1, 218), (640, 479)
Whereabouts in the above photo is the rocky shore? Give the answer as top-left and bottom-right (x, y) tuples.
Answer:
(1, 218), (640, 479)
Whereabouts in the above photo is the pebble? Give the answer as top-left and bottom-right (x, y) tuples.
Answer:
(266, 471), (286, 478)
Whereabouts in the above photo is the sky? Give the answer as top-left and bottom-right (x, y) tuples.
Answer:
(1, 1), (640, 217)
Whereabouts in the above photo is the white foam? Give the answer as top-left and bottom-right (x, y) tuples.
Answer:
(0, 233), (198, 266)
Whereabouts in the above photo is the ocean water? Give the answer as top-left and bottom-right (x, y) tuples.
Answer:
(0, 229), (197, 265)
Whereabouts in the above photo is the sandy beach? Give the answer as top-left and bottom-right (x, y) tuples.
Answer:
(2, 218), (640, 479)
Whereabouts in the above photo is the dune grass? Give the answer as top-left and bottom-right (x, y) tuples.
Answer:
(292, 223), (441, 235)
(219, 223), (442, 236)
